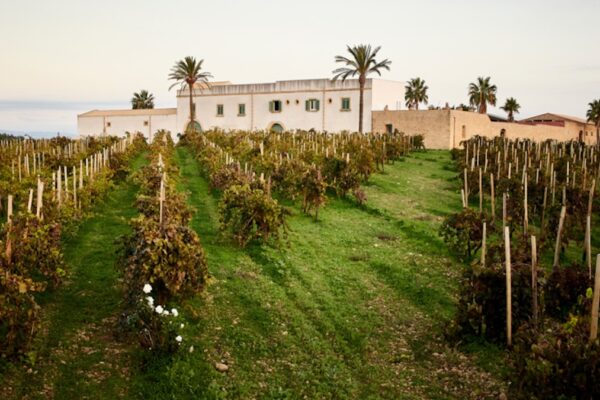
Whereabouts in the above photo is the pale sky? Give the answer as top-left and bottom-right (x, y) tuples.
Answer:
(0, 0), (598, 135)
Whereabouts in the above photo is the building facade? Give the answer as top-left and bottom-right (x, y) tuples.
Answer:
(77, 78), (405, 139)
(77, 79), (595, 149)
(372, 110), (598, 149)
(175, 78), (404, 133)
(77, 108), (177, 141)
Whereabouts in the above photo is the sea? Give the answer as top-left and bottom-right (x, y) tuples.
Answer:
(0, 100), (128, 138)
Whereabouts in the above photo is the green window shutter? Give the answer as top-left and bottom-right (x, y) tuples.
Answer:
(305, 100), (309, 111)
(316, 100), (320, 111)
(269, 101), (273, 112)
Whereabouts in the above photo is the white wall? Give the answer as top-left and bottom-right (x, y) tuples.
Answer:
(176, 78), (405, 133)
(371, 79), (405, 111)
(78, 113), (177, 141)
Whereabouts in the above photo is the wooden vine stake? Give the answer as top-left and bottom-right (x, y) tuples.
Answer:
(587, 215), (593, 279)
(505, 226), (512, 347)
(502, 192), (507, 231)
(6, 195), (13, 262)
(553, 206), (567, 268)
(7, 195), (13, 223)
(159, 174), (165, 225)
(523, 172), (528, 233)
(590, 255), (600, 342)
(36, 179), (44, 219)
(531, 235), (538, 329)
(27, 189), (34, 213)
(490, 173), (496, 221)
(463, 168), (469, 206)
(479, 168), (483, 212)
(481, 222), (487, 266)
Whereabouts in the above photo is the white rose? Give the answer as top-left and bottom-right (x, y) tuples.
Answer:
(155, 305), (164, 314)
(143, 284), (152, 294)
(171, 308), (178, 317)
(175, 335), (182, 343)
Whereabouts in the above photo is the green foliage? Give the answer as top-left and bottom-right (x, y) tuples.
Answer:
(301, 165), (327, 220)
(0, 267), (44, 358)
(219, 184), (288, 247)
(439, 208), (488, 261)
(545, 264), (591, 321)
(450, 248), (536, 343)
(3, 213), (66, 287)
(118, 135), (208, 359)
(511, 318), (600, 399)
(322, 156), (361, 197)
(120, 214), (208, 305)
(0, 135), (144, 359)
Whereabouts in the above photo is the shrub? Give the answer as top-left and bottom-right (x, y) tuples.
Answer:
(545, 264), (591, 321)
(511, 317), (600, 399)
(219, 184), (288, 247)
(450, 247), (536, 343)
(439, 208), (489, 261)
(119, 283), (186, 355)
(322, 156), (361, 197)
(301, 165), (327, 220)
(120, 214), (208, 306)
(0, 267), (44, 358)
(3, 213), (67, 287)
(209, 162), (248, 191)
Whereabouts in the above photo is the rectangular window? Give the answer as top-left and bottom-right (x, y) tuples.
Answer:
(341, 97), (351, 111)
(305, 99), (320, 112)
(385, 124), (393, 134)
(217, 104), (224, 116)
(143, 121), (149, 126)
(106, 122), (111, 127)
(269, 100), (282, 113)
(238, 103), (246, 116)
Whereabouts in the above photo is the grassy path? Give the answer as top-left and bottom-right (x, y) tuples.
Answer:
(162, 147), (506, 399)
(1, 153), (147, 399)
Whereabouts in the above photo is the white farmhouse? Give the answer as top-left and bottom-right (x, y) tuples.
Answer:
(77, 108), (177, 141)
(77, 78), (405, 138)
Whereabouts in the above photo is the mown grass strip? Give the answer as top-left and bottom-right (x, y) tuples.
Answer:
(2, 153), (148, 400)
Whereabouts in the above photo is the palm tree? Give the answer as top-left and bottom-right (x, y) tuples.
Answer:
(169, 56), (212, 131)
(468, 76), (497, 114)
(332, 45), (391, 133)
(131, 90), (155, 109)
(587, 99), (600, 143)
(404, 78), (429, 110)
(500, 97), (521, 122)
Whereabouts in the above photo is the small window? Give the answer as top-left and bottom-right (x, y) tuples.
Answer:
(385, 124), (393, 134)
(462, 125), (467, 138)
(238, 104), (246, 116)
(143, 121), (149, 126)
(341, 97), (351, 111)
(305, 99), (320, 112)
(269, 100), (282, 113)
(217, 104), (224, 116)
(106, 122), (111, 127)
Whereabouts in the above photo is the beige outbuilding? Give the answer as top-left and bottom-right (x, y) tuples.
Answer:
(372, 110), (597, 149)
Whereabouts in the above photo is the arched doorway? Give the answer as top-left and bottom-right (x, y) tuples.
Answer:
(186, 121), (202, 133)
(269, 122), (284, 133)
(579, 130), (584, 143)
(500, 129), (506, 138)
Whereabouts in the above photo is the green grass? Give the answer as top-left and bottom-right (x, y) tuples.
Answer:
(1, 153), (148, 399)
(2, 149), (509, 399)
(133, 148), (506, 399)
